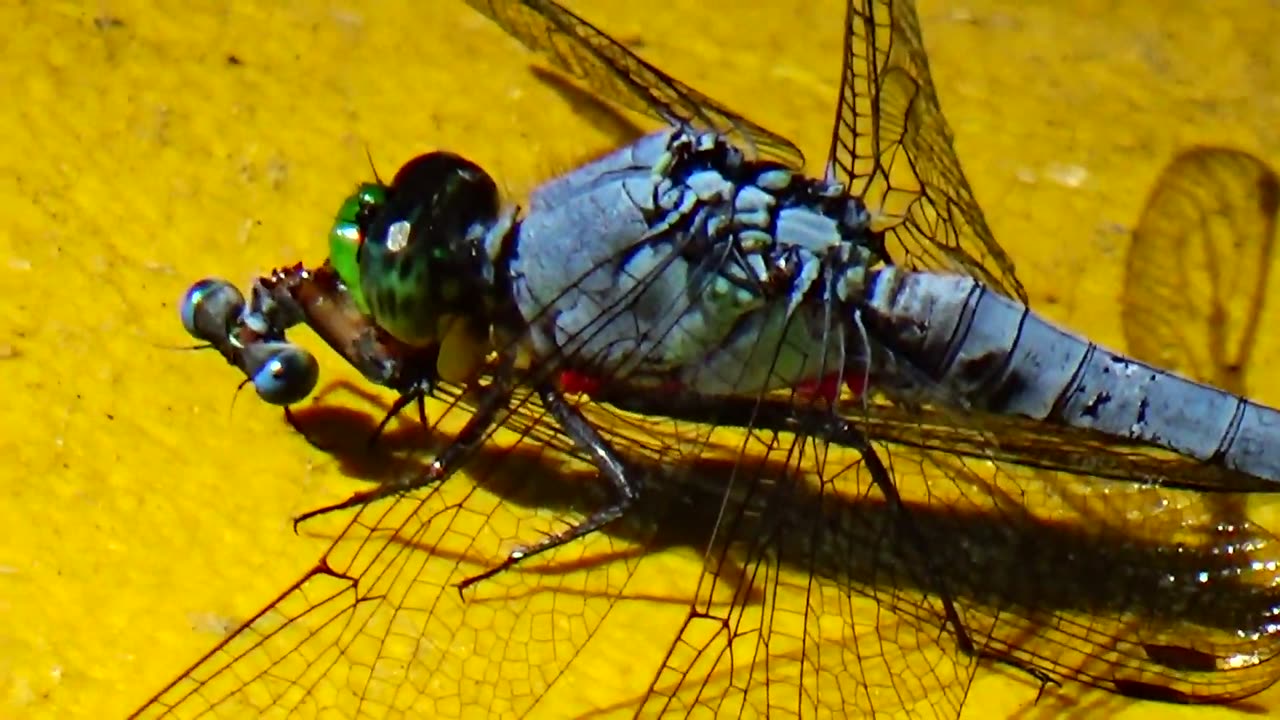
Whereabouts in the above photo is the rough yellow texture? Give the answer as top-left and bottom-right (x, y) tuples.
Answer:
(1, 1), (1277, 719)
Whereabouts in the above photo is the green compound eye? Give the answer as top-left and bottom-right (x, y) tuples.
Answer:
(327, 183), (388, 314)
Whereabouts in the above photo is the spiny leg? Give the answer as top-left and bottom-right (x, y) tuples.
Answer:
(364, 341), (440, 449)
(456, 382), (643, 591)
(282, 388), (428, 453)
(277, 310), (440, 452)
(367, 385), (430, 449)
(291, 355), (515, 530)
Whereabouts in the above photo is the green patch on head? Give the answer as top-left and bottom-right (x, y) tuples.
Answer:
(326, 183), (387, 314)
(356, 152), (502, 348)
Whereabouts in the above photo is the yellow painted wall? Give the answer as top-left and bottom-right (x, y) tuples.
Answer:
(1, 1), (1277, 718)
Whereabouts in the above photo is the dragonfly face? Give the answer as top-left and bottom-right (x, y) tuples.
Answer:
(352, 151), (504, 349)
(178, 277), (320, 405)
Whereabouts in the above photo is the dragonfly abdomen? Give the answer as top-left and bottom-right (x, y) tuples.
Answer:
(861, 267), (1280, 484)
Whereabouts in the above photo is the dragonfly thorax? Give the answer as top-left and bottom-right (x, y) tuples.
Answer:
(509, 128), (884, 395)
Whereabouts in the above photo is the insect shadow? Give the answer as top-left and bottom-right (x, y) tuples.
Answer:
(286, 378), (1279, 716)
(529, 64), (649, 150)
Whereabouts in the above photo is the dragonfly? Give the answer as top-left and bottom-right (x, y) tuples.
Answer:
(140, 1), (1280, 718)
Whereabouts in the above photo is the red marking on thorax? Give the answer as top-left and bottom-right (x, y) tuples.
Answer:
(558, 370), (686, 399)
(558, 370), (602, 397)
(796, 372), (867, 405)
(659, 378), (685, 393)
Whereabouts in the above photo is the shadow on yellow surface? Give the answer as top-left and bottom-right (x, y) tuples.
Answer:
(0, 1), (1277, 718)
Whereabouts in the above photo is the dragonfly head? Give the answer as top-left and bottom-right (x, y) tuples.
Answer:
(356, 151), (503, 349)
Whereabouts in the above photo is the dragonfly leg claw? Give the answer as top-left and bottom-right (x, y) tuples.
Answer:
(367, 386), (431, 449)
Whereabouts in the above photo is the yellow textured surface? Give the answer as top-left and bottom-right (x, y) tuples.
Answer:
(1, 1), (1278, 719)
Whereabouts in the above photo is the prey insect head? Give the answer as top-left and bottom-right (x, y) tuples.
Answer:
(358, 152), (502, 350)
(178, 278), (319, 405)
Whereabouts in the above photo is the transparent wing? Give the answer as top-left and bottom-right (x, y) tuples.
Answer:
(623, 394), (1280, 717)
(129, 381), (693, 719)
(1123, 146), (1280, 396)
(130, 390), (1280, 719)
(632, 410), (980, 719)
(463, 0), (806, 169)
(826, 0), (1026, 301)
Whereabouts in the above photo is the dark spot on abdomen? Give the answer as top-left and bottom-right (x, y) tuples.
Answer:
(1081, 391), (1112, 418)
